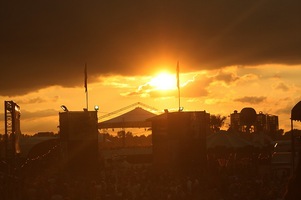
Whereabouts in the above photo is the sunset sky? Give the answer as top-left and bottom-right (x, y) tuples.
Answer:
(1, 0), (301, 135)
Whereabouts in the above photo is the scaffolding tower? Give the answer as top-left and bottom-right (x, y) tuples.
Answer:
(4, 100), (21, 174)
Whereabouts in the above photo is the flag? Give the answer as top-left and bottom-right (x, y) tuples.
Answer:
(84, 64), (87, 92)
(176, 61), (180, 89)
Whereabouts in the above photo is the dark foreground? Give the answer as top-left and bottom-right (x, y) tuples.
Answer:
(0, 157), (291, 200)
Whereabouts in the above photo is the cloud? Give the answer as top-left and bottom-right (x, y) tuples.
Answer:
(148, 90), (177, 99)
(1, 0), (301, 95)
(16, 97), (56, 104)
(274, 82), (290, 92)
(211, 68), (240, 86)
(181, 75), (210, 98)
(99, 76), (137, 89)
(234, 96), (267, 104)
(122, 82), (154, 98)
(137, 83), (153, 94)
(125, 82), (177, 99)
(127, 73), (211, 99)
(275, 104), (293, 116)
(0, 109), (58, 129)
(273, 97), (301, 116)
(21, 109), (59, 120)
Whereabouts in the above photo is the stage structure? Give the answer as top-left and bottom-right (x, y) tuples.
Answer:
(59, 110), (98, 174)
(291, 101), (301, 174)
(4, 101), (21, 174)
(98, 102), (158, 129)
(149, 111), (210, 175)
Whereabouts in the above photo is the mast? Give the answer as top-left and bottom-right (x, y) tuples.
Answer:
(177, 61), (181, 111)
(84, 63), (88, 110)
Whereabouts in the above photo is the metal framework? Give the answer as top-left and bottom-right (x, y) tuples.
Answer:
(4, 100), (21, 173)
(99, 102), (159, 120)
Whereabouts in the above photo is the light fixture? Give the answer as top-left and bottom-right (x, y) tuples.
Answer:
(61, 105), (69, 112)
(94, 105), (99, 111)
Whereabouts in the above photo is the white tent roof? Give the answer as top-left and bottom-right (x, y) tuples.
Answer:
(98, 107), (157, 129)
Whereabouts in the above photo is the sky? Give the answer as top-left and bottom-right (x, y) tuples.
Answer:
(1, 0), (301, 135)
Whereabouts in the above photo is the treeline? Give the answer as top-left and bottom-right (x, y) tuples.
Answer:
(100, 131), (152, 149)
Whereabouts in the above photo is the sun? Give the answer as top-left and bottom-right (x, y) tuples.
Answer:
(149, 72), (176, 90)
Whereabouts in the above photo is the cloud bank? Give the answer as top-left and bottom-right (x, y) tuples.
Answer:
(1, 0), (301, 96)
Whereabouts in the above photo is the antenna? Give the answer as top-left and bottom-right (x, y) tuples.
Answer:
(177, 61), (181, 111)
(84, 63), (88, 110)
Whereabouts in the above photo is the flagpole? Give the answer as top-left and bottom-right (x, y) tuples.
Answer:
(84, 63), (88, 111)
(177, 61), (181, 111)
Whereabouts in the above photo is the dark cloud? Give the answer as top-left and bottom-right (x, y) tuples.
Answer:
(213, 70), (239, 85)
(1, 0), (301, 96)
(234, 96), (267, 104)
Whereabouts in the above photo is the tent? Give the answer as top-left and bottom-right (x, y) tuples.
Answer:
(206, 130), (254, 149)
(98, 107), (157, 129)
(290, 101), (301, 173)
(291, 101), (301, 121)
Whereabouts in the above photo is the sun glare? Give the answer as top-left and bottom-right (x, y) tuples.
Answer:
(150, 72), (176, 90)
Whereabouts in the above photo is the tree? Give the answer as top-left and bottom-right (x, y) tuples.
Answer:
(210, 114), (227, 133)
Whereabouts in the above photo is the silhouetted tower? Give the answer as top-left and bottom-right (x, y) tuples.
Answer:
(150, 111), (209, 176)
(240, 107), (257, 133)
(256, 111), (267, 132)
(4, 101), (21, 174)
(230, 110), (240, 131)
(230, 109), (279, 135)
(59, 110), (98, 175)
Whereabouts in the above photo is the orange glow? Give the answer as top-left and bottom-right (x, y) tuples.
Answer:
(149, 72), (177, 91)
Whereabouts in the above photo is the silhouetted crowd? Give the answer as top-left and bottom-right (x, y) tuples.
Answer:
(1, 158), (293, 200)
